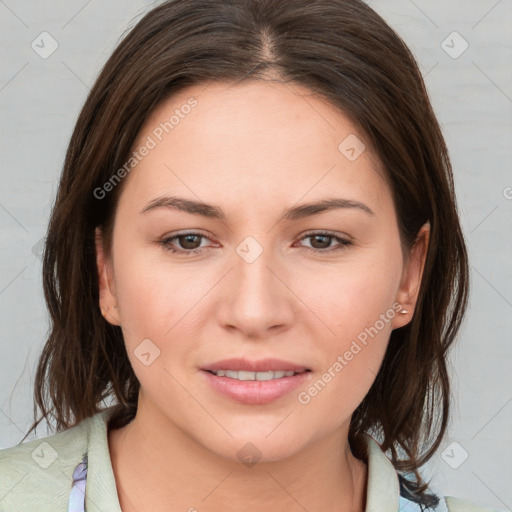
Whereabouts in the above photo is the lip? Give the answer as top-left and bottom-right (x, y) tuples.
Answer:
(201, 369), (311, 405)
(201, 358), (309, 373)
(201, 358), (312, 405)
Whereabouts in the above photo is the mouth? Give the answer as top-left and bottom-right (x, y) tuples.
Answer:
(200, 359), (312, 404)
(205, 369), (310, 381)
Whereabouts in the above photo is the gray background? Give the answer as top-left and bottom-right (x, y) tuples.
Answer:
(0, 0), (510, 509)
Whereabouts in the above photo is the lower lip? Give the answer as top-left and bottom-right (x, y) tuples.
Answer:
(201, 370), (310, 405)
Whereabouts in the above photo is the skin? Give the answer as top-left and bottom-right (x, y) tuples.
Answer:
(96, 79), (430, 512)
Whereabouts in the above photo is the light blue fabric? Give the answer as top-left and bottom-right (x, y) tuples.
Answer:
(67, 454), (87, 512)
(398, 494), (449, 511)
(399, 495), (425, 511)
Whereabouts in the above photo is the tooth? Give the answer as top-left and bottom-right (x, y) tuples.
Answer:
(237, 370), (256, 380)
(256, 371), (274, 381)
(213, 370), (298, 380)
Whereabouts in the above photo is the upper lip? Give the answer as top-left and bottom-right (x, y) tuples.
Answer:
(202, 358), (309, 373)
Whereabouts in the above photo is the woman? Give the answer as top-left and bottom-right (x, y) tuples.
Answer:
(0, 1), (503, 511)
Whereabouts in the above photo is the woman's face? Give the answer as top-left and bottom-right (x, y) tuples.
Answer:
(97, 80), (428, 462)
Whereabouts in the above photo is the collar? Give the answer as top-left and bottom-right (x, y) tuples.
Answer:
(85, 408), (122, 511)
(360, 433), (400, 511)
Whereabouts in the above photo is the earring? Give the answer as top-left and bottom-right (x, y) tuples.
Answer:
(399, 309), (408, 315)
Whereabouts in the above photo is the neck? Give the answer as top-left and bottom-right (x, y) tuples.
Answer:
(108, 399), (368, 512)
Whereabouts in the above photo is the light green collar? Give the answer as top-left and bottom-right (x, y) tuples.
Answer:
(360, 433), (400, 511)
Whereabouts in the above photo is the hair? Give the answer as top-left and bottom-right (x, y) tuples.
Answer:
(22, 0), (469, 507)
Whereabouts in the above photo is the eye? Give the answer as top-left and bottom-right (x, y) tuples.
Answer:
(159, 232), (212, 255)
(296, 231), (353, 253)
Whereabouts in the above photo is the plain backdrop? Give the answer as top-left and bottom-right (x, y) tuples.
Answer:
(0, 0), (511, 509)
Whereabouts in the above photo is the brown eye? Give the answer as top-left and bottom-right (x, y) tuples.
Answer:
(298, 232), (352, 253)
(176, 234), (203, 250)
(309, 234), (332, 250)
(159, 232), (210, 254)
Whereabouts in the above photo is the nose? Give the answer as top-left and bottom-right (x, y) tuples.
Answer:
(217, 241), (295, 340)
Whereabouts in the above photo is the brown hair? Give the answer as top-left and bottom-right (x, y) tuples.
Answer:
(24, 0), (469, 506)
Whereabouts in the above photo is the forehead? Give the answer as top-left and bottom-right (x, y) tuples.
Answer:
(122, 80), (392, 218)
(139, 79), (368, 154)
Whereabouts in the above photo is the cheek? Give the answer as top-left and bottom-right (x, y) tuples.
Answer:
(111, 230), (181, 321)
(292, 249), (402, 410)
(296, 288), (396, 427)
(294, 244), (402, 340)
(110, 237), (217, 370)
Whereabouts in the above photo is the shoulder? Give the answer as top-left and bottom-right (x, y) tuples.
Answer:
(399, 496), (505, 512)
(360, 433), (506, 512)
(443, 496), (509, 512)
(399, 488), (507, 512)
(398, 480), (506, 512)
(0, 409), (112, 512)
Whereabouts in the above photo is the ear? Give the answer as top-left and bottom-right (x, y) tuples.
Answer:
(95, 226), (121, 326)
(391, 221), (430, 329)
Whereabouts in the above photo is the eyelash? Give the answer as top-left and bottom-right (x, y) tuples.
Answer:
(158, 231), (353, 255)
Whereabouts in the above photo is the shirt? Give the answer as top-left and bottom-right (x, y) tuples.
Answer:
(0, 407), (504, 511)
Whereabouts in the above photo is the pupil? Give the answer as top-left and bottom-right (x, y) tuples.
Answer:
(313, 235), (329, 249)
(181, 235), (199, 249)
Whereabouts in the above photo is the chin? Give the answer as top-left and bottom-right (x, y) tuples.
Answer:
(216, 438), (302, 465)
(196, 424), (313, 466)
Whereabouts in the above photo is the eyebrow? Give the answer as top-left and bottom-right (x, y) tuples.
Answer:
(140, 196), (375, 220)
